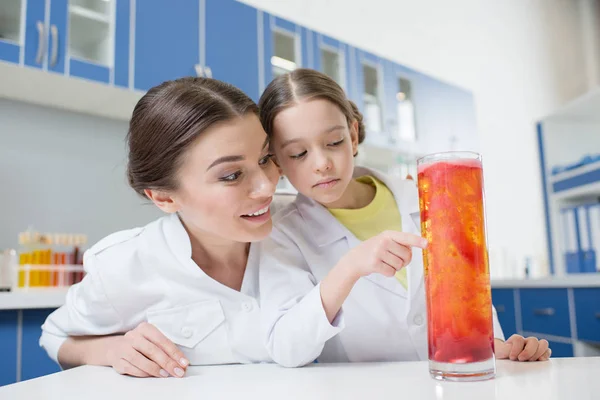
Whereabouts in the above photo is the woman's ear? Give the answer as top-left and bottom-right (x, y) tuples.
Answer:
(144, 189), (180, 213)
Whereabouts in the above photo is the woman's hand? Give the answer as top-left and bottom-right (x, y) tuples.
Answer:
(108, 322), (189, 378)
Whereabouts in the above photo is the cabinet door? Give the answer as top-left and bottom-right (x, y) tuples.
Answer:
(68, 0), (118, 83)
(520, 289), (571, 338)
(0, 0), (24, 64)
(546, 340), (574, 358)
(261, 13), (307, 89)
(205, 0), (259, 101)
(574, 288), (600, 343)
(134, 0), (199, 91)
(491, 289), (518, 337)
(20, 308), (61, 381)
(355, 49), (386, 145)
(24, 0), (46, 68)
(113, 0), (131, 88)
(311, 33), (348, 95)
(0, 311), (18, 387)
(47, 0), (67, 74)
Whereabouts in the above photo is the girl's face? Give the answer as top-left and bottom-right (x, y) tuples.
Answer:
(149, 114), (280, 243)
(271, 99), (359, 207)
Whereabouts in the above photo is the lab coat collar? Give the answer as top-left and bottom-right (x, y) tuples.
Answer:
(162, 212), (260, 298)
(163, 212), (194, 270)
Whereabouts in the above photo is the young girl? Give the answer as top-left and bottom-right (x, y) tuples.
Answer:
(258, 68), (551, 367)
(41, 77), (280, 378)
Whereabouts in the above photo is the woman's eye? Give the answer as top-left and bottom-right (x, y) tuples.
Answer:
(219, 171), (242, 182)
(328, 139), (344, 147)
(290, 150), (307, 159)
(259, 154), (274, 166)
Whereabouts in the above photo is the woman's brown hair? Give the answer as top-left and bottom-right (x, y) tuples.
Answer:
(127, 77), (258, 198)
(258, 68), (365, 150)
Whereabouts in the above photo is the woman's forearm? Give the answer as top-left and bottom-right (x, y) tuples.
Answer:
(58, 335), (123, 369)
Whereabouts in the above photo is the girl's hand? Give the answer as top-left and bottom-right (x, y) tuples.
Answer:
(495, 335), (551, 361)
(341, 230), (428, 279)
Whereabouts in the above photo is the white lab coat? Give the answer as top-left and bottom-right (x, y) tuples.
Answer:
(260, 166), (504, 367)
(40, 213), (271, 366)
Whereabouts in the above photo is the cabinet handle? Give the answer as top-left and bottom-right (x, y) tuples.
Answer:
(35, 21), (45, 65)
(194, 65), (213, 79)
(496, 305), (506, 313)
(533, 308), (555, 316)
(50, 25), (58, 67)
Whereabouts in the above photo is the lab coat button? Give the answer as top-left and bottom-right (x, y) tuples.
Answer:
(242, 302), (253, 312)
(413, 315), (424, 326)
(181, 327), (193, 338)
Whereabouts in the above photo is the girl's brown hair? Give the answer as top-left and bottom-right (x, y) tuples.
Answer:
(258, 68), (365, 149)
(127, 77), (258, 197)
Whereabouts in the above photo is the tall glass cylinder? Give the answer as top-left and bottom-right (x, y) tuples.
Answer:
(417, 151), (495, 381)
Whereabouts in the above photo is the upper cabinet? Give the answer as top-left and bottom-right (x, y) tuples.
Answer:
(0, 0), (479, 156)
(133, 0), (199, 91)
(0, 0), (129, 85)
(204, 0), (259, 102)
(260, 13), (311, 92)
(0, 0), (27, 64)
(352, 49), (387, 146)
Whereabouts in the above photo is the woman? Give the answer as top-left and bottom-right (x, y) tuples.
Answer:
(40, 77), (280, 378)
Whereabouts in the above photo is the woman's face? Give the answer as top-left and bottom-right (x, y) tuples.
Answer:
(154, 113), (279, 243)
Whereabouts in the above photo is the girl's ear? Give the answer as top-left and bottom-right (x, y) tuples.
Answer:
(350, 120), (359, 156)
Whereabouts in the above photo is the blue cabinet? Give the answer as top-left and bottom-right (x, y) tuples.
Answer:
(261, 13), (309, 90)
(20, 309), (60, 381)
(520, 289), (571, 338)
(309, 32), (351, 97)
(0, 311), (18, 386)
(23, 0), (47, 68)
(47, 0), (67, 74)
(352, 49), (388, 145)
(491, 289), (517, 337)
(205, 0), (259, 101)
(546, 340), (574, 358)
(113, 0), (131, 88)
(0, 0), (23, 64)
(574, 288), (600, 343)
(1, 0), (130, 86)
(134, 0), (199, 91)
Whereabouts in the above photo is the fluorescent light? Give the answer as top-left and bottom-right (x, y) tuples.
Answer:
(271, 56), (297, 72)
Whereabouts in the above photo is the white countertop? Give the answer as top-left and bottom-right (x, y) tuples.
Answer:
(0, 288), (68, 310)
(491, 274), (600, 288)
(1, 275), (599, 311)
(0, 358), (597, 399)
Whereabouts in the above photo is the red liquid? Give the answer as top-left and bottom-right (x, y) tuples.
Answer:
(418, 158), (494, 364)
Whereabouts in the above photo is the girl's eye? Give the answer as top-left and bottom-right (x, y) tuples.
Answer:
(290, 150), (307, 159)
(259, 154), (274, 166)
(219, 171), (242, 182)
(328, 139), (344, 147)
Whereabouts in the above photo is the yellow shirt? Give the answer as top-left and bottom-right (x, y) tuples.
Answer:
(328, 176), (407, 288)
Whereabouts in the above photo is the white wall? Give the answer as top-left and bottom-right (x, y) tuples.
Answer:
(242, 0), (589, 276)
(0, 100), (161, 250)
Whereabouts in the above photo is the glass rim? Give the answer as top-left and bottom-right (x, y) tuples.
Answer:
(417, 151), (481, 165)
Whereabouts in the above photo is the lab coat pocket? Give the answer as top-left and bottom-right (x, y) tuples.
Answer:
(147, 300), (234, 364)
